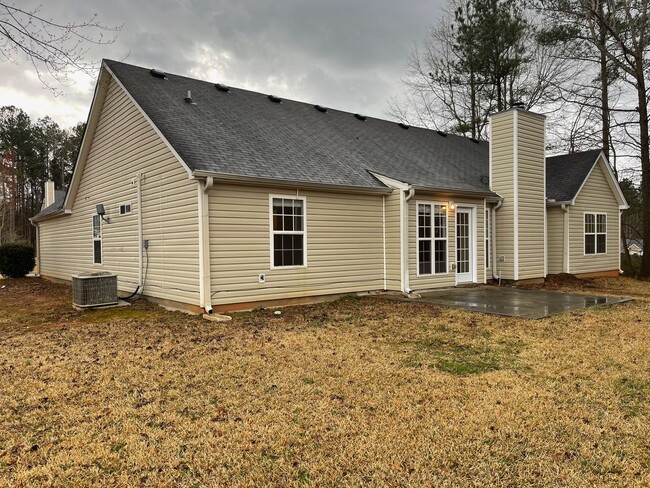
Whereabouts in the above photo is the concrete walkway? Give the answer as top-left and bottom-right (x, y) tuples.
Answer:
(385, 286), (631, 319)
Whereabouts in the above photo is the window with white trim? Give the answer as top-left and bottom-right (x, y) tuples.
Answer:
(271, 197), (305, 267)
(585, 212), (606, 254)
(417, 203), (447, 274)
(119, 202), (131, 215)
(92, 214), (102, 264)
(485, 209), (491, 268)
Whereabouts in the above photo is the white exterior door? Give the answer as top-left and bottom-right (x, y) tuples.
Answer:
(456, 207), (474, 283)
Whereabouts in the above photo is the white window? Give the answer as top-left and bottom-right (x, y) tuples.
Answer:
(119, 202), (131, 215)
(417, 202), (447, 275)
(92, 214), (102, 264)
(270, 196), (306, 268)
(585, 213), (607, 255)
(485, 208), (491, 268)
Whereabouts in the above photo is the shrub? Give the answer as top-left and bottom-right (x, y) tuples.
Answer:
(0, 242), (36, 278)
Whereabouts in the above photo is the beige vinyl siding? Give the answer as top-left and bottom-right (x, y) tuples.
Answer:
(209, 184), (385, 306)
(547, 206), (565, 274)
(38, 76), (200, 305)
(516, 112), (546, 279)
(490, 112), (516, 280)
(384, 190), (401, 291)
(409, 194), (484, 290)
(569, 160), (620, 273)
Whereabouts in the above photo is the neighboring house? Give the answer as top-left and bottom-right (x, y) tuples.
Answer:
(31, 60), (629, 313)
(621, 238), (644, 256)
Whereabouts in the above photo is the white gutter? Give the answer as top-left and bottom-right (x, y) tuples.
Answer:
(198, 176), (214, 314)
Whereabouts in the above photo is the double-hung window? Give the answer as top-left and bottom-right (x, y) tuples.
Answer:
(417, 202), (447, 275)
(271, 196), (306, 268)
(584, 212), (606, 255)
(92, 214), (102, 264)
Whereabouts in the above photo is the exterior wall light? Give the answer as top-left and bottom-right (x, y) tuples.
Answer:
(96, 204), (111, 224)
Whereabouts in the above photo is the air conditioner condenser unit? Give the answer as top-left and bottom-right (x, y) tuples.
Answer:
(72, 272), (119, 308)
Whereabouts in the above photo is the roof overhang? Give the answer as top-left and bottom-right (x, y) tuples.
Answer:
(192, 170), (393, 195)
(30, 208), (71, 223)
(369, 171), (499, 199)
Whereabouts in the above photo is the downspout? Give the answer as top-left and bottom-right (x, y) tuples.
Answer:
(382, 195), (387, 290)
(492, 200), (503, 283)
(403, 188), (415, 294)
(136, 172), (144, 289)
(30, 220), (40, 276)
(198, 176), (214, 314)
(561, 204), (569, 273)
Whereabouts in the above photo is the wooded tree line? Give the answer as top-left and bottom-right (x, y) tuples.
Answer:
(0, 106), (84, 244)
(389, 0), (649, 276)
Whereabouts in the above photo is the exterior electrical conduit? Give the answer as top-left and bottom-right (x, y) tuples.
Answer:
(492, 199), (503, 282)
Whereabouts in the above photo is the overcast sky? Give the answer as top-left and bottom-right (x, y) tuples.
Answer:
(1, 0), (443, 128)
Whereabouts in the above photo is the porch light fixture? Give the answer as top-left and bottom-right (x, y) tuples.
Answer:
(449, 201), (456, 210)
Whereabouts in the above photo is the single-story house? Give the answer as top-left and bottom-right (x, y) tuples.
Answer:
(31, 60), (628, 313)
(621, 238), (644, 256)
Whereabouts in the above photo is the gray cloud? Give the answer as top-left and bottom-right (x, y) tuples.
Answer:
(0, 0), (442, 126)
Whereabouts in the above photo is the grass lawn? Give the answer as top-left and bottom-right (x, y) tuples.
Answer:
(1, 277), (649, 486)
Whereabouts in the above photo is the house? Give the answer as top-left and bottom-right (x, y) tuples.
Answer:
(31, 60), (629, 313)
(621, 238), (644, 256)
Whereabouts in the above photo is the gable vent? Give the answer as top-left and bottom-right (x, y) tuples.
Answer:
(150, 69), (167, 79)
(268, 94), (282, 103)
(314, 104), (327, 113)
(215, 83), (230, 92)
(436, 130), (448, 137)
(398, 122), (410, 130)
(354, 113), (367, 121)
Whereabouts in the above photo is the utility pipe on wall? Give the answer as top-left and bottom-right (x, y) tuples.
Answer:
(491, 199), (503, 283)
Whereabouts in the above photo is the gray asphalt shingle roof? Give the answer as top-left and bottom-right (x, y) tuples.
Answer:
(105, 60), (493, 194)
(33, 190), (66, 220)
(546, 149), (601, 202)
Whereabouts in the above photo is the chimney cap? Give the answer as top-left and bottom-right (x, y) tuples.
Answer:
(512, 101), (526, 109)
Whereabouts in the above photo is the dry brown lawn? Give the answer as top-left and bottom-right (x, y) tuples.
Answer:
(0, 277), (649, 486)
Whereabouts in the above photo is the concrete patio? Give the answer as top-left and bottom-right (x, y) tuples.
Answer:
(385, 286), (631, 319)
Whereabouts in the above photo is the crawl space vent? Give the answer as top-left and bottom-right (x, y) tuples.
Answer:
(72, 272), (118, 308)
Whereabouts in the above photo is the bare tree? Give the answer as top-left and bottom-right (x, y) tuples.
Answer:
(0, 2), (120, 92)
(388, 0), (574, 139)
(538, 0), (650, 276)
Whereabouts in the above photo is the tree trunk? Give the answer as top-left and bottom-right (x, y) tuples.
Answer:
(638, 74), (650, 277)
(598, 0), (610, 160)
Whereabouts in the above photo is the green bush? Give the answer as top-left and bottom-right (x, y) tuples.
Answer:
(0, 242), (36, 278)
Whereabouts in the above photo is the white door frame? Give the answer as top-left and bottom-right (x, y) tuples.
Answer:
(455, 205), (477, 284)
